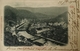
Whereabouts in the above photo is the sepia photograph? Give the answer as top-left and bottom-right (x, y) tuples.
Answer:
(4, 6), (68, 46)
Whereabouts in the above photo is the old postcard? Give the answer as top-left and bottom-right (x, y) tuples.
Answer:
(0, 0), (80, 51)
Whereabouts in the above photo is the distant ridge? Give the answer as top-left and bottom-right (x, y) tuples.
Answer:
(16, 7), (68, 16)
(4, 6), (38, 23)
(4, 6), (68, 24)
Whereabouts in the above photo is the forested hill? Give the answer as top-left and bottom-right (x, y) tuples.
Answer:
(4, 6), (68, 24)
(4, 6), (37, 23)
(50, 12), (68, 23)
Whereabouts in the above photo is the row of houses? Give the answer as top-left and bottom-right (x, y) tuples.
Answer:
(30, 22), (67, 29)
(19, 19), (67, 29)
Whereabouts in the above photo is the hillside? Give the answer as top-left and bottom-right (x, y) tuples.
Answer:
(4, 6), (37, 24)
(4, 6), (68, 24)
(16, 7), (68, 16)
(52, 12), (68, 23)
(34, 13), (55, 20)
